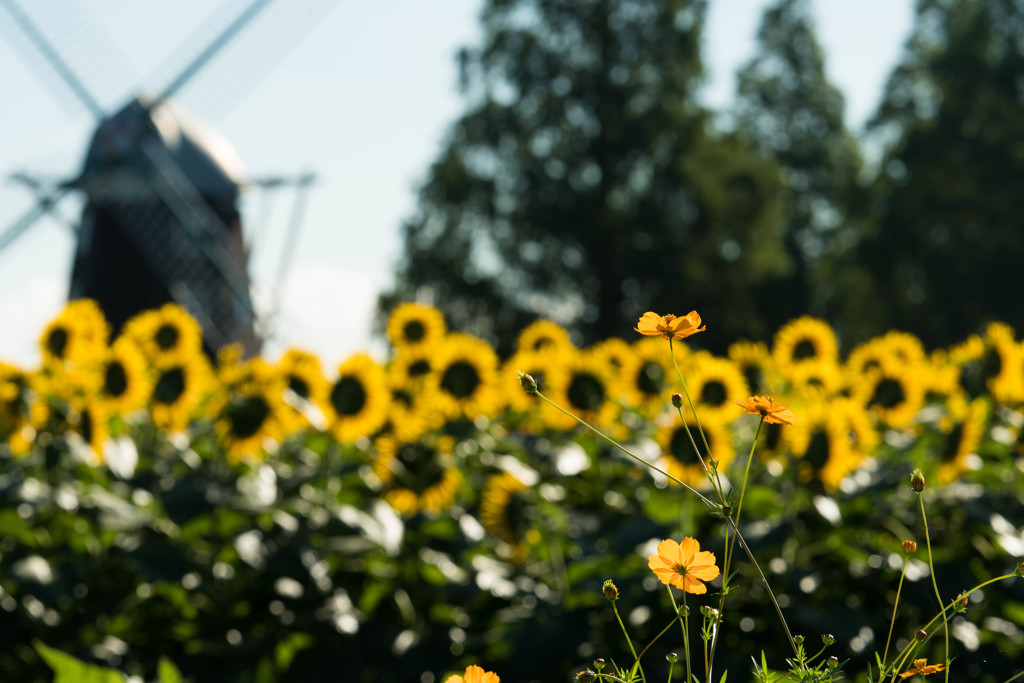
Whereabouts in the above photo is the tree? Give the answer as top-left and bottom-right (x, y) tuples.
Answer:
(380, 0), (796, 355)
(734, 0), (870, 340)
(858, 0), (1024, 346)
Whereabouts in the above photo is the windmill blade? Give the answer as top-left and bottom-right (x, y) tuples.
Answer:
(0, 184), (71, 254)
(144, 0), (336, 119)
(0, 0), (126, 120)
(154, 0), (275, 104)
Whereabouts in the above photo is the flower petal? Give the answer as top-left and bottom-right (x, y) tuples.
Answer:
(678, 537), (699, 566)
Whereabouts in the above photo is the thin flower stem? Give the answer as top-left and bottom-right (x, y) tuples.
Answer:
(919, 494), (949, 682)
(636, 612), (684, 662)
(535, 387), (797, 657)
(732, 417), (764, 531)
(888, 573), (1015, 682)
(673, 588), (691, 683)
(671, 335), (712, 475)
(612, 602), (646, 683)
(882, 556), (909, 670)
(534, 390), (717, 509)
(708, 417), (766, 669)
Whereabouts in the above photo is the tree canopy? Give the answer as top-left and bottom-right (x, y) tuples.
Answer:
(858, 0), (1024, 345)
(381, 0), (799, 355)
(382, 0), (1023, 354)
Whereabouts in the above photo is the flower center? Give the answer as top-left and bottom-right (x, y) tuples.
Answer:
(331, 376), (367, 416)
(155, 323), (180, 350)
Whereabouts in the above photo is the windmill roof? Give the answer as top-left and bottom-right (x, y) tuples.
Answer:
(71, 96), (246, 198)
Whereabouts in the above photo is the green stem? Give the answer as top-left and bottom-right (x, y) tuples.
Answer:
(613, 602), (646, 683)
(534, 390), (716, 509)
(919, 494), (949, 682)
(882, 556), (909, 670)
(669, 338), (714, 479)
(537, 387), (797, 656)
(889, 573), (1015, 682)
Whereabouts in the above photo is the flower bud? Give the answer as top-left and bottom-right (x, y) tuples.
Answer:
(1015, 561), (1024, 578)
(666, 652), (679, 664)
(679, 604), (690, 617)
(602, 579), (619, 602)
(954, 592), (968, 613)
(574, 671), (596, 683)
(592, 659), (605, 672)
(821, 633), (835, 646)
(915, 629), (928, 641)
(827, 656), (839, 670)
(910, 468), (926, 493)
(794, 635), (804, 646)
(518, 371), (538, 395)
(671, 393), (683, 408)
(902, 540), (917, 554)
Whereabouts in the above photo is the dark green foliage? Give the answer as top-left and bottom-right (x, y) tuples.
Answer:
(734, 0), (869, 333)
(2, 410), (1023, 682)
(380, 0), (795, 355)
(857, 0), (1024, 346)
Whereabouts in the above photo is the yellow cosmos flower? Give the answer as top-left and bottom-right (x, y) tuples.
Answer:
(323, 353), (390, 444)
(516, 318), (574, 353)
(386, 302), (446, 352)
(445, 665), (500, 683)
(635, 311), (705, 340)
(648, 537), (720, 595)
(735, 395), (795, 425)
(898, 658), (945, 678)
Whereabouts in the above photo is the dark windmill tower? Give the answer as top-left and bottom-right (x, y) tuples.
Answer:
(67, 95), (259, 354)
(0, 0), (325, 356)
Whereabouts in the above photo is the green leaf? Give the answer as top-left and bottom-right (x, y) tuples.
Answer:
(275, 633), (313, 671)
(34, 641), (126, 683)
(158, 658), (183, 683)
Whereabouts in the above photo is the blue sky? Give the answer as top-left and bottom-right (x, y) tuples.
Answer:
(0, 0), (913, 366)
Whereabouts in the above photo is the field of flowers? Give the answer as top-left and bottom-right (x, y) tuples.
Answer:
(1, 300), (1023, 682)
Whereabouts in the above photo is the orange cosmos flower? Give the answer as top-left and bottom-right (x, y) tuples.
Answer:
(445, 665), (500, 683)
(635, 311), (706, 341)
(735, 395), (796, 425)
(898, 658), (945, 678)
(648, 537), (720, 595)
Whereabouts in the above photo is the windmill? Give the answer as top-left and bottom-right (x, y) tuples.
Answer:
(0, 0), (326, 356)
